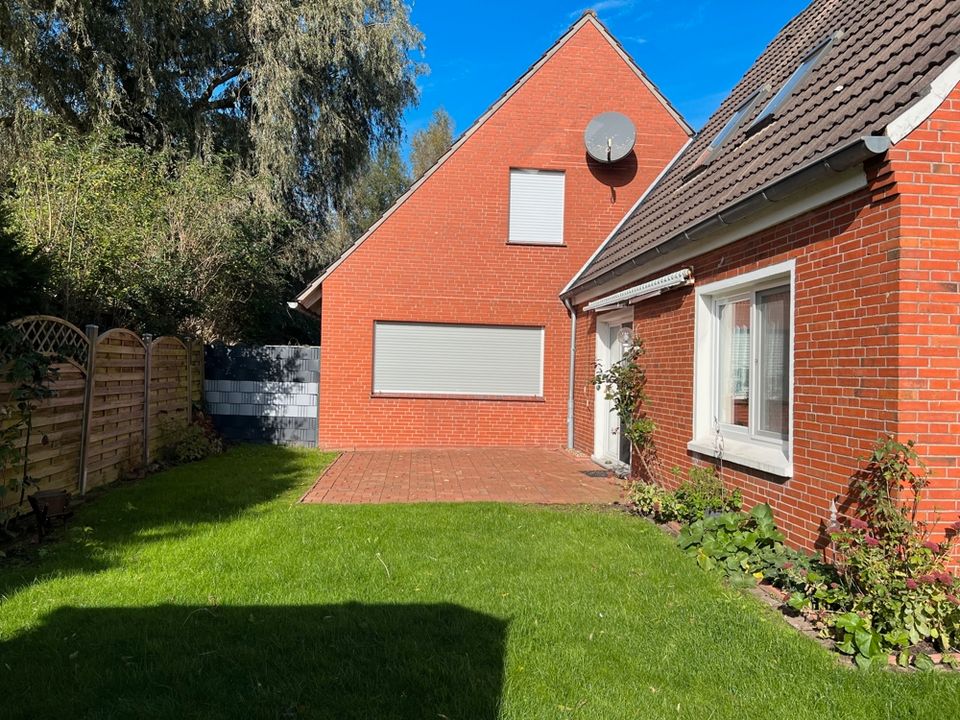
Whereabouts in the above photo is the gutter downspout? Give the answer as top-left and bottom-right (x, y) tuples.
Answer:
(563, 297), (577, 450)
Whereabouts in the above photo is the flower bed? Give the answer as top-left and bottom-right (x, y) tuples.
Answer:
(627, 439), (960, 671)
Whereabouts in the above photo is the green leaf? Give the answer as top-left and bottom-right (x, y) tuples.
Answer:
(854, 629), (882, 658)
(749, 503), (774, 525)
(836, 635), (856, 655)
(835, 612), (865, 633)
(913, 653), (935, 672)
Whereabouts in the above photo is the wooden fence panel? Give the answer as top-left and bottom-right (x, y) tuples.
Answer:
(0, 360), (85, 511)
(148, 337), (190, 461)
(86, 329), (146, 489)
(0, 317), (203, 519)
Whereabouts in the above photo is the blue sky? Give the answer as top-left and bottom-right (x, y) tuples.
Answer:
(402, 0), (810, 152)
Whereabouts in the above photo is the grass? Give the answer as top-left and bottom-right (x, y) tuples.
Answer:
(0, 445), (957, 719)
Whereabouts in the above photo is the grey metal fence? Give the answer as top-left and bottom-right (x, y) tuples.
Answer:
(204, 344), (319, 447)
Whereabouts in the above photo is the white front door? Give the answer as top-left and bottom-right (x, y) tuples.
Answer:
(595, 313), (633, 468)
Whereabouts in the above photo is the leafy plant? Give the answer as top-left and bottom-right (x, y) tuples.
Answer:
(629, 465), (741, 524)
(0, 325), (61, 530)
(671, 465), (742, 522)
(677, 504), (793, 584)
(833, 611), (886, 669)
(829, 437), (960, 654)
(592, 335), (657, 481)
(156, 414), (224, 468)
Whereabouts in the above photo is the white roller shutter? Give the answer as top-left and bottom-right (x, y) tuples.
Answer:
(373, 322), (544, 397)
(508, 169), (565, 244)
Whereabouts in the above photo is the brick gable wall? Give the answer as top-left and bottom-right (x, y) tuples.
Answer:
(316, 22), (689, 448)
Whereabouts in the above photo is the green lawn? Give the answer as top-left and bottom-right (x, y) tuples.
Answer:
(0, 446), (956, 719)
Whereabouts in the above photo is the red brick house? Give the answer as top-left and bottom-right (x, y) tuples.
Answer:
(564, 0), (960, 549)
(294, 13), (692, 448)
(298, 0), (960, 553)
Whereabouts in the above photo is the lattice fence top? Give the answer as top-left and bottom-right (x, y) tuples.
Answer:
(10, 315), (90, 369)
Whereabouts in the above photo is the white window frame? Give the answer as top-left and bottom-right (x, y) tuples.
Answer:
(508, 169), (565, 245)
(688, 260), (795, 477)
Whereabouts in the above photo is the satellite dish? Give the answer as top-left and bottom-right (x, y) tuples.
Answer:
(584, 112), (636, 164)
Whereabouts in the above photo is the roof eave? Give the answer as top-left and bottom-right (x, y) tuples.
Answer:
(563, 134), (890, 299)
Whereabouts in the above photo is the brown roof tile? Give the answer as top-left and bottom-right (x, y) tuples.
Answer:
(568, 0), (960, 294)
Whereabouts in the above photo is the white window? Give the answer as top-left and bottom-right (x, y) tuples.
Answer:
(373, 322), (544, 397)
(508, 169), (565, 244)
(689, 261), (794, 477)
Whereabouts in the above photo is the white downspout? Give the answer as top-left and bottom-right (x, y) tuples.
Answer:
(564, 298), (577, 449)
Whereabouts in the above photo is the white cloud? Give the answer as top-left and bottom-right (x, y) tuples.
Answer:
(568, 0), (636, 20)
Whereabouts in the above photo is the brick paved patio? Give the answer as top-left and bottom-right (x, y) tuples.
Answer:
(301, 448), (623, 505)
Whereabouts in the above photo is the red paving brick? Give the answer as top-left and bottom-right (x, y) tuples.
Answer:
(300, 448), (623, 505)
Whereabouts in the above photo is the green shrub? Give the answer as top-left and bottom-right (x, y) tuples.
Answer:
(822, 438), (960, 661)
(628, 481), (673, 519)
(629, 465), (742, 525)
(157, 415), (223, 467)
(671, 465), (743, 522)
(670, 437), (960, 669)
(677, 504), (805, 585)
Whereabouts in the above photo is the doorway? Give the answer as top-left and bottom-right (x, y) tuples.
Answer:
(594, 311), (633, 471)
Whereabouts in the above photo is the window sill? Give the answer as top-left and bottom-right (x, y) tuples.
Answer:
(371, 392), (545, 403)
(687, 436), (792, 478)
(506, 241), (567, 247)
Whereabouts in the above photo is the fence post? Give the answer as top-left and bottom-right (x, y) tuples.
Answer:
(143, 334), (153, 468)
(78, 324), (99, 496)
(185, 339), (193, 422)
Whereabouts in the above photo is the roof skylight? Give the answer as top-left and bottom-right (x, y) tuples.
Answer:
(683, 89), (765, 180)
(748, 32), (841, 133)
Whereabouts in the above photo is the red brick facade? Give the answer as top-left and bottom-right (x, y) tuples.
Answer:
(572, 83), (960, 553)
(312, 20), (689, 448)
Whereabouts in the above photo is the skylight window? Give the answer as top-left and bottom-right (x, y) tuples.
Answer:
(683, 89), (765, 180)
(748, 32), (840, 133)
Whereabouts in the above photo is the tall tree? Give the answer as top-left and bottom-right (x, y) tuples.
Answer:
(409, 108), (454, 180)
(0, 203), (48, 324)
(320, 143), (410, 267)
(8, 127), (314, 342)
(0, 0), (423, 217)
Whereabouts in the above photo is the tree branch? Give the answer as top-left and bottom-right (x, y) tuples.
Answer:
(194, 67), (244, 111)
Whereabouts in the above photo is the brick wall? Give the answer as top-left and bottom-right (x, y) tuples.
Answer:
(574, 82), (960, 553)
(316, 21), (689, 448)
(888, 83), (960, 536)
(574, 158), (904, 552)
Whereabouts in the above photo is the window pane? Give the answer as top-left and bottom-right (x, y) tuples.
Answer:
(757, 287), (790, 437)
(718, 299), (751, 428)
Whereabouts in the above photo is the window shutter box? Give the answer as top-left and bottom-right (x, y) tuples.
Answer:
(373, 322), (544, 397)
(508, 170), (565, 244)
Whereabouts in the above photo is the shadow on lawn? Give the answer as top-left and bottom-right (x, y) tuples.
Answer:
(0, 602), (507, 719)
(0, 445), (327, 601)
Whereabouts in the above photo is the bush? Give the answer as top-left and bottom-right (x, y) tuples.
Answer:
(157, 414), (223, 467)
(668, 437), (960, 670)
(677, 504), (811, 587)
(823, 438), (960, 663)
(628, 465), (741, 524)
